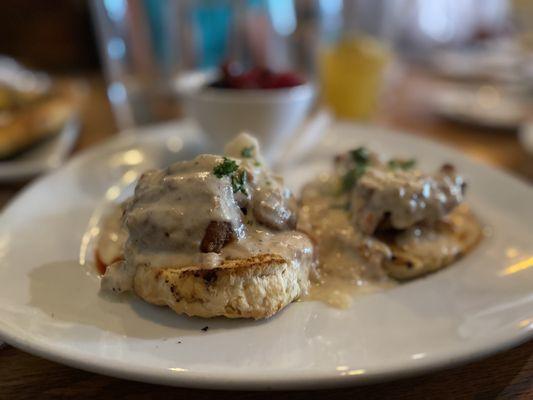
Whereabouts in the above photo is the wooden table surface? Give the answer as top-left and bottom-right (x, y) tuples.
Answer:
(0, 73), (532, 400)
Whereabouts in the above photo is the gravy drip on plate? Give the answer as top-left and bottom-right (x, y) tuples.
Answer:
(298, 174), (394, 308)
(94, 204), (126, 274)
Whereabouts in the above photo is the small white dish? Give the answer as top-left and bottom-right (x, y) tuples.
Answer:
(0, 121), (531, 390)
(179, 73), (315, 160)
(0, 116), (80, 182)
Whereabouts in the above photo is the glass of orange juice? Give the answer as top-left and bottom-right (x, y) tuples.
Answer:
(318, 0), (392, 121)
(319, 35), (390, 120)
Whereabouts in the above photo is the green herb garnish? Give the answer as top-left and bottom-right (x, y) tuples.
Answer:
(231, 169), (248, 195)
(213, 157), (239, 178)
(213, 157), (247, 194)
(339, 147), (370, 193)
(350, 147), (370, 164)
(388, 158), (416, 171)
(241, 146), (254, 158)
(341, 164), (367, 192)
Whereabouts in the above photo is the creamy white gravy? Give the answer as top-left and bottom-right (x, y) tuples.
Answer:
(298, 158), (480, 307)
(99, 133), (313, 293)
(297, 174), (395, 307)
(97, 140), (480, 309)
(95, 204), (126, 266)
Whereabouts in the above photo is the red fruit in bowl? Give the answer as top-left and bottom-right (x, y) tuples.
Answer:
(260, 72), (304, 89)
(249, 66), (270, 79)
(229, 72), (260, 89)
(270, 72), (305, 88)
(211, 61), (305, 89)
(220, 61), (243, 79)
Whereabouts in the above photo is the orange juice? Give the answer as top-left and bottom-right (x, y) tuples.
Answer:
(319, 36), (390, 119)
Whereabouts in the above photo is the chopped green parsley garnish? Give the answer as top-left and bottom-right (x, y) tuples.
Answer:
(341, 163), (367, 192)
(340, 147), (370, 193)
(241, 146), (254, 158)
(213, 157), (238, 178)
(213, 157), (247, 194)
(350, 147), (370, 164)
(388, 158), (416, 170)
(231, 169), (248, 195)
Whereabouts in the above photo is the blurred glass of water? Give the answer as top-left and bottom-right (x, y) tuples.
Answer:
(92, 0), (243, 130)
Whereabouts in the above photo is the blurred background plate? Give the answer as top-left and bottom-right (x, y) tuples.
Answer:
(0, 116), (80, 182)
(427, 84), (527, 131)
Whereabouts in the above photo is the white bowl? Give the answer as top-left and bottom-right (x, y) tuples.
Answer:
(182, 83), (315, 158)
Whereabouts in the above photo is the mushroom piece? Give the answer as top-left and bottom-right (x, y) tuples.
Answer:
(253, 184), (297, 231)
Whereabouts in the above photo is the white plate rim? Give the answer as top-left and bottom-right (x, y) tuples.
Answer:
(0, 115), (80, 182)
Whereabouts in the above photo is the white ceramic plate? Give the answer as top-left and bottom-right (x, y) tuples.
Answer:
(0, 116), (80, 182)
(429, 44), (522, 84)
(0, 121), (532, 390)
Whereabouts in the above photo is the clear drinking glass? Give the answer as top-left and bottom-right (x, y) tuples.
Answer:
(91, 0), (183, 130)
